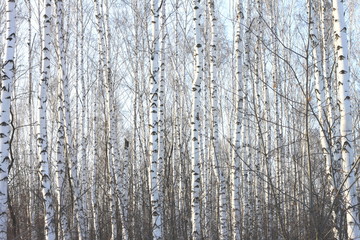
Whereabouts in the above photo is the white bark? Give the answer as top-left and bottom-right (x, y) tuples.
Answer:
(269, 0), (279, 236)
(38, 0), (56, 239)
(103, 0), (119, 239)
(55, 1), (71, 238)
(231, 1), (243, 239)
(149, 0), (162, 239)
(158, 1), (166, 234)
(200, 54), (209, 238)
(208, 0), (227, 238)
(131, 5), (140, 236)
(332, 0), (360, 238)
(309, 0), (330, 178)
(191, 0), (203, 239)
(242, 0), (252, 237)
(79, 0), (89, 236)
(0, 1), (15, 238)
(119, 139), (130, 240)
(109, 155), (118, 240)
(320, 1), (343, 236)
(92, 1), (104, 240)
(252, 1), (265, 238)
(91, 92), (99, 240)
(55, 0), (87, 238)
(110, 109), (125, 240)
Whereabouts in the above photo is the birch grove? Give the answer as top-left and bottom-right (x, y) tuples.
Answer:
(0, 0), (360, 239)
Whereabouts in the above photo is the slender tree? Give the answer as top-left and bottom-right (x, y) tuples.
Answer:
(55, 0), (71, 238)
(231, 1), (244, 239)
(208, 0), (227, 238)
(0, 0), (16, 238)
(158, 0), (166, 231)
(38, 0), (56, 239)
(92, 1), (104, 239)
(149, 0), (162, 239)
(332, 0), (360, 238)
(191, 0), (203, 239)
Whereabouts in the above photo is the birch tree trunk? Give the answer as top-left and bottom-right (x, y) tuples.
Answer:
(78, 0), (89, 236)
(103, 0), (120, 239)
(332, 0), (360, 238)
(55, 0), (87, 238)
(319, 1), (344, 236)
(231, 1), (243, 239)
(91, 90), (99, 240)
(119, 138), (130, 240)
(131, 3), (140, 236)
(308, 3), (341, 237)
(208, 0), (227, 238)
(191, 1), (204, 239)
(252, 1), (265, 238)
(55, 1), (71, 238)
(158, 2), (166, 237)
(92, 1), (105, 238)
(309, 0), (330, 180)
(149, 0), (162, 238)
(38, 0), (56, 239)
(242, 1), (252, 237)
(0, 1), (16, 238)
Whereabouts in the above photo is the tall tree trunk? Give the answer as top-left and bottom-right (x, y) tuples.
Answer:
(55, 1), (71, 238)
(191, 1), (204, 239)
(231, 1), (244, 239)
(208, 0), (227, 238)
(91, 90), (99, 240)
(103, 0), (120, 239)
(56, 0), (87, 238)
(38, 0), (56, 239)
(158, 0), (166, 236)
(119, 138), (130, 240)
(149, 0), (162, 239)
(92, 2), (103, 239)
(332, 0), (360, 238)
(0, 0), (16, 238)
(308, 2), (341, 238)
(242, 0), (252, 238)
(78, 0), (89, 236)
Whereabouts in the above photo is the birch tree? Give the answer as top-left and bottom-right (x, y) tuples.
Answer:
(92, 1), (105, 239)
(0, 0), (16, 238)
(55, 0), (71, 238)
(78, 0), (89, 236)
(308, 2), (341, 237)
(231, 1), (243, 239)
(38, 0), (56, 239)
(103, 0), (121, 238)
(149, 0), (162, 238)
(191, 0), (203, 239)
(241, 1), (253, 238)
(55, 0), (87, 238)
(208, 0), (227, 238)
(158, 0), (166, 229)
(332, 0), (360, 238)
